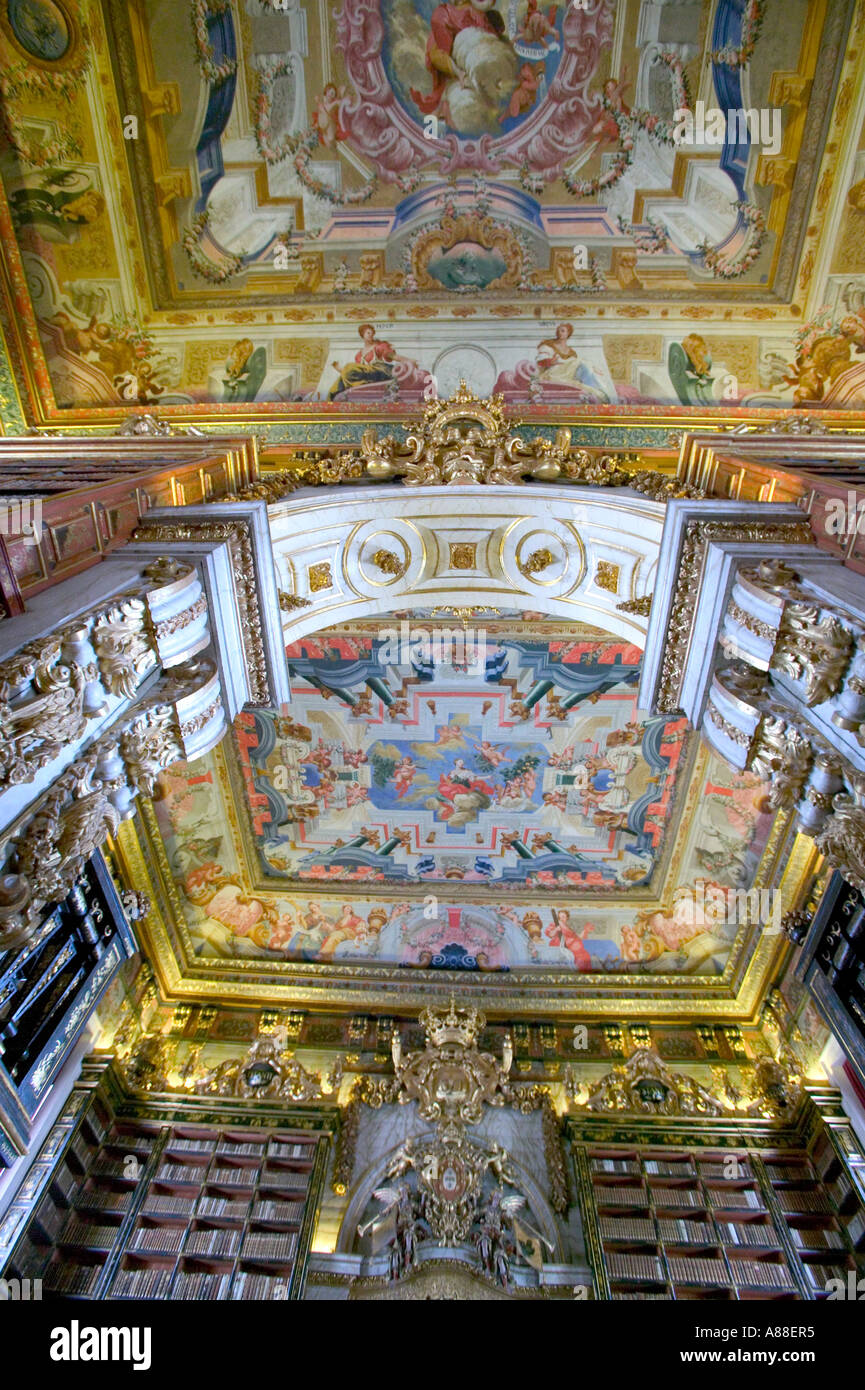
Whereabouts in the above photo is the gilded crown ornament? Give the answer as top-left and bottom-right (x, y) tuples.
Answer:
(417, 998), (484, 1050)
(233, 385), (703, 497)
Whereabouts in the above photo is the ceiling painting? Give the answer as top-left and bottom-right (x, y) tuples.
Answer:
(151, 745), (774, 979)
(0, 0), (863, 428)
(134, 608), (789, 1011)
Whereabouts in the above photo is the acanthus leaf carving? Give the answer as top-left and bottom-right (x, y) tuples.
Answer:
(813, 774), (865, 895)
(193, 1032), (341, 1101)
(748, 706), (815, 809)
(566, 1048), (725, 1116)
(91, 597), (157, 700)
(0, 635), (90, 788)
(771, 602), (855, 707)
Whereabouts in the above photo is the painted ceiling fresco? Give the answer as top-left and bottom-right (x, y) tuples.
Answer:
(146, 613), (780, 984)
(0, 0), (864, 427)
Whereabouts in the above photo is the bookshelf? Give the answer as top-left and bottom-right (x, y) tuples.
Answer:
(575, 1136), (865, 1300)
(0, 1058), (334, 1301)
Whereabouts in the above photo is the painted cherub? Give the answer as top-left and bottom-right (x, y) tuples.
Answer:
(312, 84), (347, 147)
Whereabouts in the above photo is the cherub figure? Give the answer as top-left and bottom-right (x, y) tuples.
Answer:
(312, 84), (347, 147)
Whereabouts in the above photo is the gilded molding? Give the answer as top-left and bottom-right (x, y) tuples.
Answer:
(656, 520), (814, 713)
(133, 518), (269, 704)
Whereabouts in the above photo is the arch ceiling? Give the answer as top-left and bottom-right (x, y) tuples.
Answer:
(122, 481), (811, 1020)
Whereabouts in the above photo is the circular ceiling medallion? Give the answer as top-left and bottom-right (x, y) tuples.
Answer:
(357, 529), (411, 587)
(6, 0), (71, 61)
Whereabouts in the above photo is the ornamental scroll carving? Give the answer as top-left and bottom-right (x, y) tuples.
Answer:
(0, 562), (202, 790)
(656, 519), (814, 713)
(219, 385), (704, 497)
(734, 561), (858, 709)
(91, 597), (157, 700)
(748, 708), (816, 811)
(8, 756), (122, 949)
(772, 603), (855, 708)
(0, 635), (91, 788)
(357, 998), (517, 1137)
(566, 1048), (725, 1116)
(193, 1032), (342, 1101)
(0, 663), (213, 951)
(564, 1047), (802, 1121)
(813, 774), (865, 895)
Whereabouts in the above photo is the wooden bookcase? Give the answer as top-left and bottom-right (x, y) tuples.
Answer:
(568, 1086), (865, 1301)
(0, 1057), (335, 1300)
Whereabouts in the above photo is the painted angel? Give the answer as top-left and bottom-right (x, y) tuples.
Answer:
(311, 84), (347, 147)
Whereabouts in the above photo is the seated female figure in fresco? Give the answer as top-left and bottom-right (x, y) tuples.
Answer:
(328, 323), (396, 399)
(545, 908), (595, 971)
(620, 883), (737, 974)
(327, 323), (430, 400)
(535, 323), (610, 398)
(493, 323), (613, 401)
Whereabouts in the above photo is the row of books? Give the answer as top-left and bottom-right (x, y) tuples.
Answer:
(198, 1196), (251, 1220)
(130, 1226), (187, 1254)
(699, 1164), (753, 1181)
(83, 1113), (108, 1145)
(186, 1228), (242, 1257)
(70, 1137), (96, 1170)
(157, 1163), (207, 1183)
(210, 1168), (257, 1187)
(143, 1194), (196, 1216)
(90, 1158), (139, 1180)
(606, 1252), (664, 1282)
(803, 1263), (850, 1290)
(110, 1267), (174, 1299)
(657, 1220), (715, 1244)
(257, 1175), (309, 1194)
(242, 1232), (298, 1260)
(44, 1263), (103, 1295)
(109, 1134), (156, 1152)
(706, 1189), (763, 1210)
(591, 1159), (640, 1175)
(789, 1226), (846, 1250)
(253, 1199), (305, 1223)
(599, 1216), (657, 1241)
(644, 1160), (696, 1176)
(717, 1222), (779, 1248)
(775, 1190), (832, 1214)
(666, 1257), (730, 1286)
(653, 1190), (706, 1208)
(595, 1187), (648, 1206)
(827, 1173), (855, 1208)
(733, 1263), (797, 1290)
(268, 1141), (313, 1159)
(231, 1272), (290, 1300)
(76, 1189), (130, 1213)
(765, 1163), (810, 1181)
(171, 1271), (234, 1300)
(845, 1210), (865, 1247)
(60, 1218), (119, 1250)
